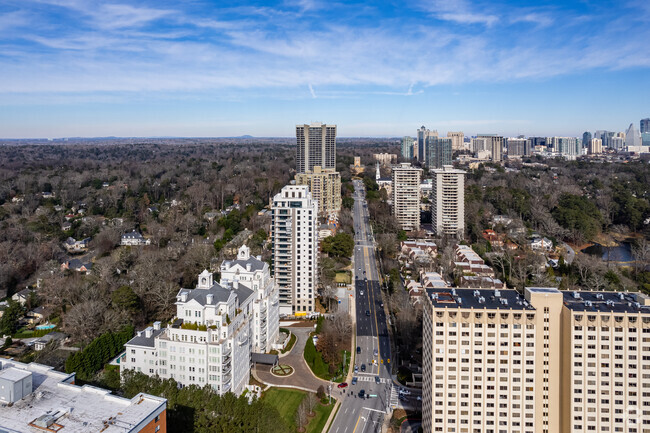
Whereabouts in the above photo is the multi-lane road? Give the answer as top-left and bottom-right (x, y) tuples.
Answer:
(329, 179), (393, 433)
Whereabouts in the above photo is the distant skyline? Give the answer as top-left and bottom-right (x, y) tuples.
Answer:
(1, 0), (649, 139)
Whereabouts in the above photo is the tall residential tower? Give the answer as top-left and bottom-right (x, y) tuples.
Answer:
(431, 166), (465, 238)
(271, 185), (319, 315)
(391, 163), (422, 231)
(296, 123), (337, 173)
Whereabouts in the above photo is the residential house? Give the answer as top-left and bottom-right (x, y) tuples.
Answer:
(63, 237), (90, 253)
(12, 288), (35, 306)
(61, 258), (92, 274)
(61, 221), (72, 231)
(120, 230), (151, 246)
(34, 332), (67, 351)
(530, 236), (553, 251)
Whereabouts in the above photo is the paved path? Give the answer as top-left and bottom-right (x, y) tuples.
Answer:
(254, 327), (329, 392)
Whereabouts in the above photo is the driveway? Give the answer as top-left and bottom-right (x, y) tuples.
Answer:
(253, 326), (330, 392)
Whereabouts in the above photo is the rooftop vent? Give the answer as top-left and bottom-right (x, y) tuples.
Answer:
(494, 289), (500, 297)
(585, 301), (592, 307)
(596, 294), (604, 300)
(573, 291), (580, 299)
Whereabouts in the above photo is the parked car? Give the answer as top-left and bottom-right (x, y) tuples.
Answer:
(351, 377), (358, 385)
(354, 365), (359, 373)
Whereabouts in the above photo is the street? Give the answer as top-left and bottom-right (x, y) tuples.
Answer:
(328, 179), (393, 433)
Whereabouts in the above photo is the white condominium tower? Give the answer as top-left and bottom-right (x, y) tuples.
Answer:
(422, 287), (650, 433)
(431, 165), (465, 238)
(296, 122), (337, 173)
(219, 245), (280, 353)
(391, 163), (422, 231)
(271, 185), (319, 316)
(122, 247), (280, 396)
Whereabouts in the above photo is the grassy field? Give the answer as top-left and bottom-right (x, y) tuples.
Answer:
(263, 387), (335, 433)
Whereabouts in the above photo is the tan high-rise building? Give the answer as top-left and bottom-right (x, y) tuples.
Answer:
(422, 287), (650, 433)
(588, 138), (603, 154)
(391, 163), (422, 231)
(295, 166), (341, 219)
(477, 134), (504, 161)
(296, 123), (337, 173)
(448, 132), (465, 151)
(431, 166), (465, 238)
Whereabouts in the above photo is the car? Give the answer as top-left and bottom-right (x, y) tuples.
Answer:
(360, 364), (366, 372)
(380, 302), (384, 308)
(399, 388), (411, 395)
(358, 267), (361, 271)
(337, 382), (348, 389)
(356, 346), (361, 354)
(374, 376), (380, 384)
(366, 310), (370, 316)
(351, 377), (358, 385)
(354, 365), (359, 373)
(416, 396), (421, 401)
(364, 277), (367, 282)
(373, 349), (378, 357)
(360, 290), (364, 296)
(358, 389), (365, 398)
(363, 270), (366, 275)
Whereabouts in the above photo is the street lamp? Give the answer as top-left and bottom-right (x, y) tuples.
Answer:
(328, 379), (333, 404)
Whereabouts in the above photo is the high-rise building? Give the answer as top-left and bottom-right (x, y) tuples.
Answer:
(295, 166), (341, 219)
(123, 247), (280, 396)
(471, 137), (489, 154)
(477, 134), (504, 161)
(391, 163), (422, 231)
(426, 136), (452, 169)
(588, 138), (603, 154)
(417, 126), (438, 164)
(0, 360), (167, 433)
(422, 287), (650, 433)
(529, 136), (547, 151)
(447, 131), (465, 151)
(296, 123), (336, 173)
(625, 122), (642, 148)
(430, 166), (465, 237)
(582, 131), (592, 150)
(642, 132), (650, 146)
(641, 118), (650, 134)
(506, 138), (531, 157)
(401, 136), (414, 159)
(549, 137), (581, 158)
(271, 185), (318, 315)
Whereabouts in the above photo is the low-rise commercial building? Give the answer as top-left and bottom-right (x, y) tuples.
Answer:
(0, 360), (167, 433)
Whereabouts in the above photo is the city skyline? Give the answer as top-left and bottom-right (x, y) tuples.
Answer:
(1, 0), (649, 138)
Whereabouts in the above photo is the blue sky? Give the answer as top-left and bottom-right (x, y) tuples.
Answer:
(0, 0), (649, 138)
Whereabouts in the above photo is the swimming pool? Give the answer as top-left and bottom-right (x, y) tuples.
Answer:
(35, 324), (56, 330)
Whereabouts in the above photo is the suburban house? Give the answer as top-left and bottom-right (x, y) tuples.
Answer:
(530, 236), (553, 251)
(120, 230), (151, 246)
(61, 258), (92, 274)
(12, 288), (35, 306)
(63, 237), (90, 253)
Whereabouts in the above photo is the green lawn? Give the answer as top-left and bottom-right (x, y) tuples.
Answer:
(262, 387), (335, 433)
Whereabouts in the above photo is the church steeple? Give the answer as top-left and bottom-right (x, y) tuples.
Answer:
(376, 162), (381, 181)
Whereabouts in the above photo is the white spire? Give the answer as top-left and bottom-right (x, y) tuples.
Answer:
(376, 162), (381, 180)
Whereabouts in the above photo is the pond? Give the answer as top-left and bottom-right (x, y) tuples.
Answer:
(583, 241), (634, 263)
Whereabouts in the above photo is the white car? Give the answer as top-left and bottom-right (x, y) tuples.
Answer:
(360, 290), (364, 296)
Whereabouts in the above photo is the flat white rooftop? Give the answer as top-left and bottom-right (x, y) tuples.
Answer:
(0, 360), (166, 433)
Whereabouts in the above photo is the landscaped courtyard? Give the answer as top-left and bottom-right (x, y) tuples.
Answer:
(262, 387), (335, 433)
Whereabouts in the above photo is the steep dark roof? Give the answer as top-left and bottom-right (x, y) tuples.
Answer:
(177, 282), (254, 307)
(225, 256), (266, 273)
(125, 328), (165, 348)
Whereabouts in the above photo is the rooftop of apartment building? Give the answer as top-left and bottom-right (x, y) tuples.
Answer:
(0, 360), (166, 433)
(425, 288), (535, 310)
(562, 290), (650, 314)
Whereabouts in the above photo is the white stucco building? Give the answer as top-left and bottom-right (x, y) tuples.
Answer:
(122, 245), (280, 396)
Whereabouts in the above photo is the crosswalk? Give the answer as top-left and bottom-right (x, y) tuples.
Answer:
(353, 375), (391, 384)
(389, 384), (399, 409)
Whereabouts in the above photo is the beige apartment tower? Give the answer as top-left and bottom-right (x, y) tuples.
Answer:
(295, 166), (341, 219)
(588, 138), (603, 154)
(391, 163), (422, 231)
(448, 132), (465, 151)
(422, 287), (650, 433)
(296, 123), (337, 173)
(431, 166), (465, 238)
